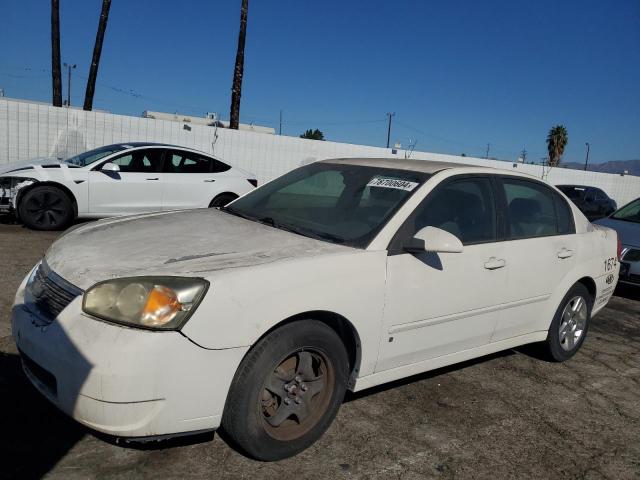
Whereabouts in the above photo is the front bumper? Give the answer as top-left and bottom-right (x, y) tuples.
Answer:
(11, 272), (248, 438)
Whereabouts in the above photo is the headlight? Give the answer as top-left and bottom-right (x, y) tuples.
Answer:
(82, 277), (209, 330)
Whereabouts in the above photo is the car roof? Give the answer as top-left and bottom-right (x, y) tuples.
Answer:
(319, 157), (480, 174)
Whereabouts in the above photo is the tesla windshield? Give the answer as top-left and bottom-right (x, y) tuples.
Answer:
(64, 144), (128, 167)
(224, 162), (429, 248)
(611, 198), (640, 223)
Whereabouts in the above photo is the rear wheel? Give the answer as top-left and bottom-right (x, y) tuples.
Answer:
(542, 283), (592, 362)
(18, 186), (74, 231)
(208, 193), (238, 208)
(221, 320), (349, 461)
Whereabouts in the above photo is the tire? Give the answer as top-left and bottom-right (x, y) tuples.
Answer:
(542, 283), (592, 362)
(221, 320), (349, 461)
(208, 193), (238, 208)
(18, 185), (74, 231)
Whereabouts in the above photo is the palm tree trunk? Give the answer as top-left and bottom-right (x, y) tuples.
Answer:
(83, 0), (112, 111)
(229, 0), (249, 130)
(51, 0), (62, 107)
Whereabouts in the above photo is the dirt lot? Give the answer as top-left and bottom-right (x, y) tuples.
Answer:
(0, 219), (638, 480)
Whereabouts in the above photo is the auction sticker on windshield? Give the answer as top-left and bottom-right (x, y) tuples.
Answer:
(367, 177), (419, 191)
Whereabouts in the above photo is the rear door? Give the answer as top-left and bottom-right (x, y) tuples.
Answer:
(377, 175), (507, 372)
(490, 177), (577, 340)
(161, 149), (232, 210)
(88, 148), (163, 215)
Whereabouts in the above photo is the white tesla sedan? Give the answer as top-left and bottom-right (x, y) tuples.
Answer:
(12, 158), (619, 460)
(0, 143), (257, 230)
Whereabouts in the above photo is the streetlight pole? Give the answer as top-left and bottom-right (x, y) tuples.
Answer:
(386, 112), (395, 148)
(584, 142), (590, 171)
(63, 62), (76, 107)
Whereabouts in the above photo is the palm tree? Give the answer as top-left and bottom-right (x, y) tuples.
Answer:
(83, 0), (112, 111)
(229, 0), (249, 129)
(51, 0), (62, 107)
(546, 125), (568, 167)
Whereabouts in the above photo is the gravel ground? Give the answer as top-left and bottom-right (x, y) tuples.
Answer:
(0, 219), (638, 480)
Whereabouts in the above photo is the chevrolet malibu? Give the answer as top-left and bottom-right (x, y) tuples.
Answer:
(12, 158), (620, 460)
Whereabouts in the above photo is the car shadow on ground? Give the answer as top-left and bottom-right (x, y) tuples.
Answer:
(614, 284), (639, 302)
(0, 351), (86, 479)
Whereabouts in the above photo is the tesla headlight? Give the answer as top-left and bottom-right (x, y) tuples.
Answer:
(82, 277), (209, 330)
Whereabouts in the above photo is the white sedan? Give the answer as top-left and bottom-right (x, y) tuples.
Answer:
(12, 158), (619, 460)
(0, 143), (256, 230)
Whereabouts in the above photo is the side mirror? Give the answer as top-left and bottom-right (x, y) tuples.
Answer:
(404, 226), (463, 254)
(101, 162), (120, 172)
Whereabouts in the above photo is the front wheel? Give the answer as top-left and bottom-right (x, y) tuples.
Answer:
(18, 185), (74, 230)
(221, 320), (349, 461)
(542, 283), (592, 362)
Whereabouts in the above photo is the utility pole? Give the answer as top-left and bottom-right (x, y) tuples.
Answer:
(584, 142), (590, 171)
(63, 62), (76, 106)
(520, 147), (527, 163)
(279, 110), (282, 135)
(485, 143), (491, 159)
(386, 112), (395, 148)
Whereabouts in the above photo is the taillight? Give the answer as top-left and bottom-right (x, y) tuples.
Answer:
(247, 179), (258, 188)
(617, 233), (623, 260)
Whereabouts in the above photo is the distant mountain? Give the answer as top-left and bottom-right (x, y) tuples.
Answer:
(560, 159), (640, 176)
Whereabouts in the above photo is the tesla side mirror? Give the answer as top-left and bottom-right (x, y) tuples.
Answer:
(101, 162), (120, 172)
(404, 226), (464, 254)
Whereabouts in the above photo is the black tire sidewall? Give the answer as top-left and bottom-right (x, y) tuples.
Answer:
(18, 186), (74, 231)
(546, 283), (592, 362)
(221, 320), (349, 461)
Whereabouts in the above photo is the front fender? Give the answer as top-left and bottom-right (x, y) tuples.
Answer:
(180, 250), (388, 378)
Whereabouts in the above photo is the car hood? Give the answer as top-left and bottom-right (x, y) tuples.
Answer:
(0, 157), (63, 175)
(45, 209), (352, 289)
(594, 217), (640, 247)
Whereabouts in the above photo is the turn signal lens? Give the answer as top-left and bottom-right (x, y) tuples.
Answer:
(140, 286), (183, 327)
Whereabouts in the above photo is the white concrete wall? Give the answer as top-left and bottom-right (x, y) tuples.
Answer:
(1, 97), (639, 205)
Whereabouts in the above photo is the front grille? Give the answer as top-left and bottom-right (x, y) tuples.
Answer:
(624, 273), (640, 285)
(28, 262), (82, 323)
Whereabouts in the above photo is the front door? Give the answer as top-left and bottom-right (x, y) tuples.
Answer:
(88, 148), (164, 215)
(377, 176), (506, 372)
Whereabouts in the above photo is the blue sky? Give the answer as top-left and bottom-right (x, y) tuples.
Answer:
(1, 0), (639, 163)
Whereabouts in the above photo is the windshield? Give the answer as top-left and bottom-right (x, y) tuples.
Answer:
(224, 162), (429, 248)
(64, 144), (128, 167)
(558, 186), (586, 200)
(611, 198), (640, 223)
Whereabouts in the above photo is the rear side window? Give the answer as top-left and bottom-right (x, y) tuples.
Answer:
(164, 150), (230, 173)
(554, 193), (575, 234)
(502, 179), (560, 239)
(410, 177), (497, 245)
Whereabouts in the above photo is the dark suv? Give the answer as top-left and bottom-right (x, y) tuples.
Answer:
(556, 185), (617, 220)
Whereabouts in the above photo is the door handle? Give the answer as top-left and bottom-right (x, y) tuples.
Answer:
(484, 257), (506, 270)
(203, 179), (216, 183)
(146, 177), (159, 181)
(557, 248), (573, 259)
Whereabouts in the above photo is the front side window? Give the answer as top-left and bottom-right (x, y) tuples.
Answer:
(110, 149), (162, 173)
(503, 179), (557, 239)
(224, 162), (429, 248)
(406, 177), (497, 245)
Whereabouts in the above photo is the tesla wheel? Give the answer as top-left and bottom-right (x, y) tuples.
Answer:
(543, 283), (592, 362)
(209, 193), (238, 208)
(18, 186), (74, 231)
(221, 320), (349, 461)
